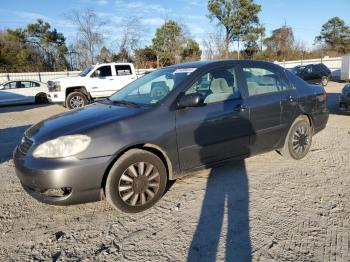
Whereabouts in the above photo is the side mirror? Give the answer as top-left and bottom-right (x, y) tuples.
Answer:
(93, 70), (101, 78)
(178, 93), (204, 108)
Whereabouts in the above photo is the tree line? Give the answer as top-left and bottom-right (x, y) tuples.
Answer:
(1, 0), (350, 72)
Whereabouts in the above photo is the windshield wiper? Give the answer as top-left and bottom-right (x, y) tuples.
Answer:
(110, 99), (141, 108)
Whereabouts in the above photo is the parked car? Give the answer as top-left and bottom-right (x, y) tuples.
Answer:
(0, 80), (48, 106)
(290, 64), (331, 86)
(47, 63), (138, 109)
(339, 83), (350, 112)
(13, 60), (329, 213)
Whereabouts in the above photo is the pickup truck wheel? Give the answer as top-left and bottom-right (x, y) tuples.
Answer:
(278, 116), (312, 160)
(105, 149), (167, 213)
(66, 92), (88, 109)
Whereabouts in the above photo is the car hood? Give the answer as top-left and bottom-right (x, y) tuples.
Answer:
(50, 76), (83, 84)
(25, 102), (144, 143)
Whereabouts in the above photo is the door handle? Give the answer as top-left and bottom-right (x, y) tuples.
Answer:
(234, 104), (247, 112)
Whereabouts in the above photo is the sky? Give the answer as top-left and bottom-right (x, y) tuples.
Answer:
(0, 0), (349, 52)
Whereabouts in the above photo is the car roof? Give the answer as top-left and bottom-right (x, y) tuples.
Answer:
(166, 60), (280, 69)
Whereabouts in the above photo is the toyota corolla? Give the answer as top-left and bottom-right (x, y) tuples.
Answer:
(13, 60), (329, 213)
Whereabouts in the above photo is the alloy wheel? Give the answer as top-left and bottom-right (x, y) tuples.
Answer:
(70, 96), (84, 108)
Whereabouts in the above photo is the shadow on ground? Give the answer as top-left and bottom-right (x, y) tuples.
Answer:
(0, 103), (50, 113)
(0, 125), (30, 163)
(187, 161), (251, 262)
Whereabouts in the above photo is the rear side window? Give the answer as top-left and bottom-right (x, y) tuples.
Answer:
(115, 65), (132, 76)
(243, 67), (289, 96)
(31, 81), (40, 87)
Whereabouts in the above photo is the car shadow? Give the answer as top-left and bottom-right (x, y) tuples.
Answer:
(0, 125), (31, 164)
(186, 96), (254, 262)
(0, 103), (50, 113)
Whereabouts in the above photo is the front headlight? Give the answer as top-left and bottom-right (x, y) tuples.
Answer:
(54, 81), (61, 91)
(33, 135), (91, 158)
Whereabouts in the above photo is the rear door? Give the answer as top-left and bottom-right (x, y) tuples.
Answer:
(114, 64), (137, 91)
(241, 64), (285, 154)
(175, 65), (252, 170)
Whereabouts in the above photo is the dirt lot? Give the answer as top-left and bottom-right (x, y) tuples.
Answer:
(0, 82), (349, 261)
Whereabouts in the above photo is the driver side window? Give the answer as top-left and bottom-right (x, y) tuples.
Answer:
(185, 67), (240, 104)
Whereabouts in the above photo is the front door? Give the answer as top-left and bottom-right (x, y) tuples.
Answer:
(175, 66), (251, 171)
(89, 65), (116, 97)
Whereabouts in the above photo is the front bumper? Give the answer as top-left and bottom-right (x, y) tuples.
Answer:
(13, 147), (111, 205)
(47, 92), (65, 103)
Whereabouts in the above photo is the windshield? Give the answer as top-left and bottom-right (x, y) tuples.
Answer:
(109, 67), (197, 106)
(79, 66), (94, 77)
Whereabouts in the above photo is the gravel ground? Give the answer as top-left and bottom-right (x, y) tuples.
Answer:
(0, 82), (349, 261)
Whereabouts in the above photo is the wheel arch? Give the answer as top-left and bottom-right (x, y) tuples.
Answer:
(100, 143), (173, 193)
(65, 86), (90, 100)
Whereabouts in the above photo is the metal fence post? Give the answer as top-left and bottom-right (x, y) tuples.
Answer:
(7, 73), (10, 81)
(38, 72), (41, 82)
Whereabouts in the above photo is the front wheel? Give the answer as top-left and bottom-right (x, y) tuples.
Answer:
(66, 92), (88, 109)
(105, 149), (168, 213)
(278, 116), (312, 160)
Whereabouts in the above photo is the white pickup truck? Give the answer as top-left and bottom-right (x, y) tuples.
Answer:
(47, 63), (138, 109)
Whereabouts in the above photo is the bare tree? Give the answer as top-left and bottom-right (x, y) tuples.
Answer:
(202, 29), (226, 60)
(66, 8), (106, 66)
(113, 17), (146, 62)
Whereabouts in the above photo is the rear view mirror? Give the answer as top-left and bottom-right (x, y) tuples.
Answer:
(178, 93), (204, 108)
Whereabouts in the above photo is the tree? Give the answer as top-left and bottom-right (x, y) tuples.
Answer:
(115, 17), (145, 62)
(202, 29), (226, 60)
(26, 19), (67, 70)
(66, 8), (106, 66)
(96, 46), (113, 63)
(264, 26), (294, 59)
(152, 20), (185, 67)
(207, 0), (261, 59)
(242, 24), (265, 58)
(316, 17), (350, 54)
(135, 46), (157, 68)
(182, 39), (202, 62)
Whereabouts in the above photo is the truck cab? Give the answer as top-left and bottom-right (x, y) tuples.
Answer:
(47, 63), (137, 109)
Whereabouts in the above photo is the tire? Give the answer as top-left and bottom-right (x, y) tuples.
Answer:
(66, 92), (88, 109)
(35, 93), (48, 104)
(321, 76), (328, 86)
(278, 116), (312, 160)
(105, 149), (168, 213)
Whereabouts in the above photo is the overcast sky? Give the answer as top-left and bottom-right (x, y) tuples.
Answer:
(1, 0), (349, 51)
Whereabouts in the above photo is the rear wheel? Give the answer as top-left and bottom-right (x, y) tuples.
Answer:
(321, 76), (328, 86)
(278, 116), (312, 160)
(66, 92), (88, 109)
(105, 149), (167, 213)
(35, 93), (48, 104)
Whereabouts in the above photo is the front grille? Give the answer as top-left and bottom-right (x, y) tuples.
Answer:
(18, 136), (34, 155)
